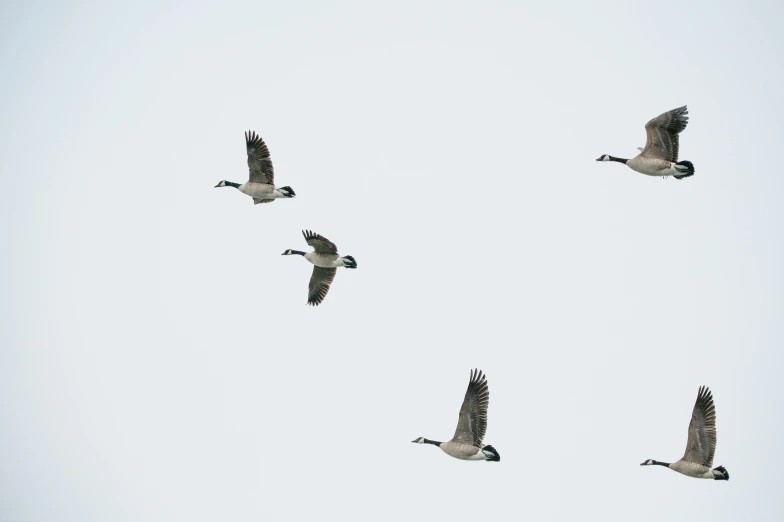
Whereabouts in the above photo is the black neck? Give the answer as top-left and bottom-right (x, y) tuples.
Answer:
(424, 438), (442, 447)
(651, 460), (670, 467)
(608, 155), (629, 164)
(224, 181), (241, 188)
(289, 250), (306, 256)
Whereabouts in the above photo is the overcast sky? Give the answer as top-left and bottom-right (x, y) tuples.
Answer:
(2, 1), (783, 520)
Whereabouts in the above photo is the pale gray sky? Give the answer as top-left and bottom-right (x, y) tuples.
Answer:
(2, 0), (783, 520)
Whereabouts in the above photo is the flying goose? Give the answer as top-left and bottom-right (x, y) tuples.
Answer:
(282, 230), (357, 306)
(412, 369), (501, 462)
(215, 131), (296, 204)
(596, 106), (695, 179)
(641, 386), (729, 480)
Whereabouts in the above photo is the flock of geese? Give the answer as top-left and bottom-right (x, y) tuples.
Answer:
(215, 131), (356, 306)
(412, 371), (729, 481)
(215, 106), (729, 481)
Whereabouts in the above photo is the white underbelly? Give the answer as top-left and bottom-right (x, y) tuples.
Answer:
(627, 157), (675, 177)
(462, 451), (487, 461)
(440, 441), (484, 460)
(239, 182), (277, 198)
(670, 461), (712, 478)
(304, 252), (341, 268)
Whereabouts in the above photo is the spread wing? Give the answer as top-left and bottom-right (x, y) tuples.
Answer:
(303, 230), (338, 254)
(682, 386), (717, 467)
(641, 106), (689, 162)
(451, 369), (490, 446)
(308, 267), (336, 306)
(246, 131), (275, 184)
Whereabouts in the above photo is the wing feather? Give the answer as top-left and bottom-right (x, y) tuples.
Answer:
(641, 106), (689, 162)
(682, 386), (717, 467)
(246, 131), (275, 184)
(303, 230), (338, 254)
(307, 267), (337, 306)
(451, 369), (490, 446)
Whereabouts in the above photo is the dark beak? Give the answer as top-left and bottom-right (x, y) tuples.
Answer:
(639, 461), (647, 466)
(595, 156), (603, 162)
(214, 183), (222, 188)
(281, 251), (288, 255)
(411, 439), (418, 443)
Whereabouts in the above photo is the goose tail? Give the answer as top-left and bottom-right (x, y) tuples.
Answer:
(712, 465), (729, 481)
(482, 445), (501, 462)
(673, 160), (695, 179)
(278, 186), (296, 197)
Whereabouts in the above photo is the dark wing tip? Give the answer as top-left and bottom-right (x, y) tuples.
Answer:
(670, 107), (689, 126)
(307, 288), (325, 305)
(303, 230), (336, 252)
(695, 386), (716, 419)
(245, 130), (268, 151)
(307, 267), (336, 306)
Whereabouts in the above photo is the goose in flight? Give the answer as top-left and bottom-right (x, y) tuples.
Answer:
(641, 386), (729, 480)
(597, 106), (695, 179)
(282, 230), (357, 306)
(215, 131), (296, 204)
(412, 369), (501, 462)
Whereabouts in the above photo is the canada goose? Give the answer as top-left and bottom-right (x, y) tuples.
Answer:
(641, 386), (729, 480)
(412, 369), (501, 462)
(215, 131), (296, 204)
(282, 230), (357, 306)
(596, 106), (695, 179)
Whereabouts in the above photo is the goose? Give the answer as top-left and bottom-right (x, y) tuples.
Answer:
(596, 106), (695, 179)
(412, 369), (501, 462)
(215, 131), (296, 204)
(282, 230), (357, 306)
(641, 386), (729, 480)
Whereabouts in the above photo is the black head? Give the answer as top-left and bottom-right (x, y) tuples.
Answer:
(640, 459), (669, 467)
(282, 249), (305, 256)
(411, 437), (440, 446)
(596, 154), (610, 162)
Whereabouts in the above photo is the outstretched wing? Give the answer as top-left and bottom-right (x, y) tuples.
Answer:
(308, 267), (337, 306)
(303, 230), (338, 254)
(246, 131), (275, 184)
(682, 386), (717, 467)
(451, 369), (490, 446)
(641, 106), (689, 162)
